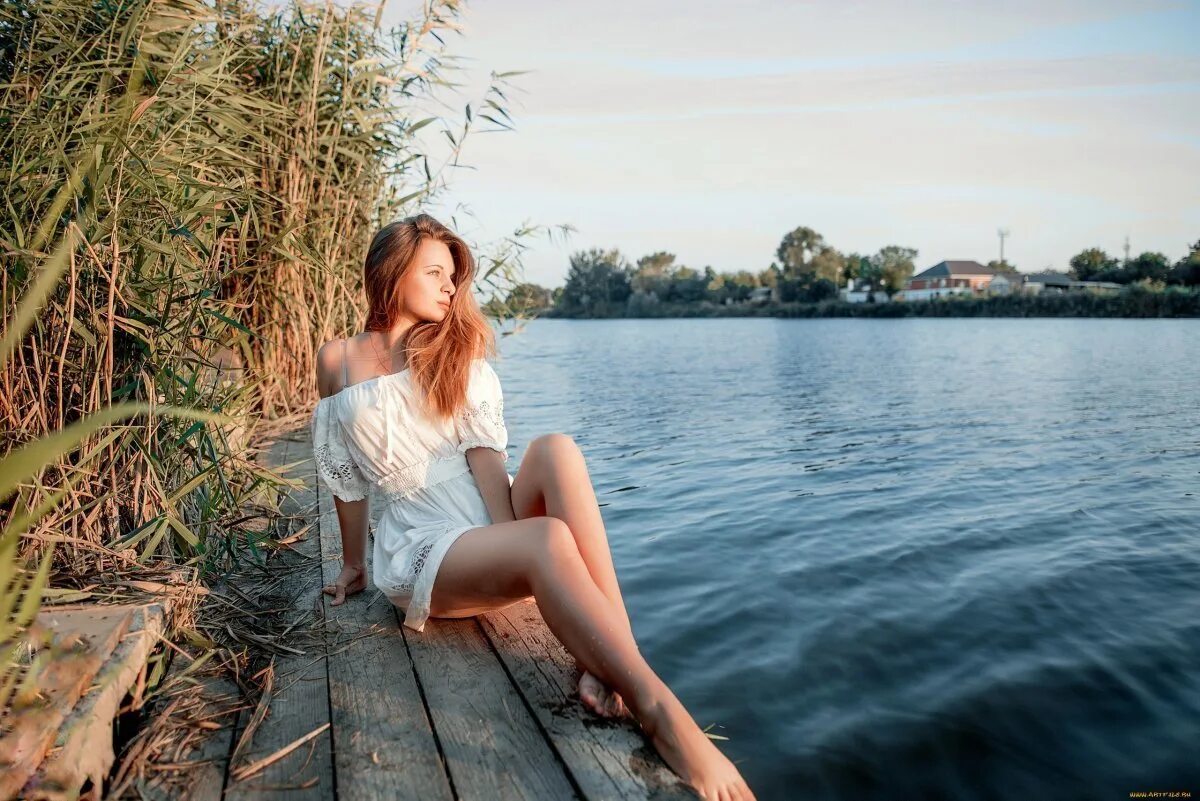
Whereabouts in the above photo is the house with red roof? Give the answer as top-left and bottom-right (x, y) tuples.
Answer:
(899, 260), (997, 301)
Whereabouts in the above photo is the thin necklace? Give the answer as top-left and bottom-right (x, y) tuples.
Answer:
(367, 332), (405, 375)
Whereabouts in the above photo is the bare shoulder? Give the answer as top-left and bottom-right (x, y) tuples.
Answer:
(315, 337), (349, 398)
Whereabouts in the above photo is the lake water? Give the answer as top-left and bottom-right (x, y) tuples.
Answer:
(493, 317), (1199, 801)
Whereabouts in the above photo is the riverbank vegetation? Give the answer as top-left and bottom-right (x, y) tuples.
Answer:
(514, 227), (1200, 318)
(1, 0), (540, 790)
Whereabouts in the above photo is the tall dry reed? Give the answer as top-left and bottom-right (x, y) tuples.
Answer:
(1, 0), (553, 711)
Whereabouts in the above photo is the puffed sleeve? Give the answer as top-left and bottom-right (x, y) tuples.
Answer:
(311, 400), (369, 501)
(455, 358), (509, 461)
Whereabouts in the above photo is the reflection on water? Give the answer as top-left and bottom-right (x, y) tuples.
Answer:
(496, 317), (1199, 800)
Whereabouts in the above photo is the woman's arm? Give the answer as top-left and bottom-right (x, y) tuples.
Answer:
(316, 340), (370, 601)
(466, 447), (516, 524)
(333, 495), (370, 567)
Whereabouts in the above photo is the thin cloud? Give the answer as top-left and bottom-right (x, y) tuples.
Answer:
(387, 1), (1199, 287)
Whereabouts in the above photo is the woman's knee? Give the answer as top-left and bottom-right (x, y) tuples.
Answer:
(529, 432), (581, 460)
(528, 515), (582, 570)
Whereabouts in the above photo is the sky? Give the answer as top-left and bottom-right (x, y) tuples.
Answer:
(381, 0), (1200, 289)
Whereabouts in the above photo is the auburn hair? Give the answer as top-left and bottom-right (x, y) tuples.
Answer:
(363, 213), (498, 423)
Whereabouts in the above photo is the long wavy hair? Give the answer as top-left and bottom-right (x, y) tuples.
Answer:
(363, 213), (498, 422)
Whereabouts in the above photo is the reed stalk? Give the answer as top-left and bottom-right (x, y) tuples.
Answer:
(1, 0), (554, 749)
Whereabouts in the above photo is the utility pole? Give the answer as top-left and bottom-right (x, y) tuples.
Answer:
(997, 228), (1010, 266)
(1124, 235), (1131, 265)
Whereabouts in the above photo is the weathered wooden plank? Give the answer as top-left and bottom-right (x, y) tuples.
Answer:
(224, 435), (334, 800)
(315, 447), (454, 800)
(166, 674), (242, 801)
(405, 615), (580, 801)
(33, 602), (170, 798)
(478, 602), (695, 800)
(0, 605), (134, 798)
(0, 607), (132, 786)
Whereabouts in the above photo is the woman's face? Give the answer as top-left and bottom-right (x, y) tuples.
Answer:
(401, 237), (457, 323)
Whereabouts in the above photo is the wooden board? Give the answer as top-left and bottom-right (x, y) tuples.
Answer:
(0, 605), (135, 797)
(224, 435), (334, 800)
(32, 602), (169, 798)
(161, 674), (243, 801)
(314, 439), (454, 800)
(480, 603), (696, 800)
(405, 615), (580, 800)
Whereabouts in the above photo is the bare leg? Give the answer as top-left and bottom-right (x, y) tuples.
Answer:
(430, 517), (756, 801)
(511, 434), (634, 635)
(510, 433), (636, 716)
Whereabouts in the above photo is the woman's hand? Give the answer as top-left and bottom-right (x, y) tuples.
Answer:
(323, 563), (367, 606)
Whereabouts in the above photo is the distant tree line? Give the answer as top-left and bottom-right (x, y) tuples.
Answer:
(769, 227), (920, 303)
(515, 225), (921, 317)
(497, 231), (1200, 319)
(1067, 241), (1200, 286)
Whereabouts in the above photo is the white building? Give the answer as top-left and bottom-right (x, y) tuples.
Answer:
(1021, 272), (1123, 295)
(839, 279), (890, 303)
(986, 272), (1022, 295)
(988, 271), (1124, 295)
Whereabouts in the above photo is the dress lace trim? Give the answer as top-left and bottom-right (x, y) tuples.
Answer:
(397, 541), (435, 594)
(314, 443), (367, 500)
(460, 398), (504, 430)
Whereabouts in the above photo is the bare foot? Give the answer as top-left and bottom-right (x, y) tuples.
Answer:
(638, 697), (756, 801)
(323, 564), (366, 606)
(578, 670), (629, 718)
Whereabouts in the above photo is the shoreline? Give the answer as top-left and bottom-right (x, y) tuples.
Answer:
(535, 287), (1200, 320)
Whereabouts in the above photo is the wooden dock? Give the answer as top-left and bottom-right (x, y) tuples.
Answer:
(207, 431), (694, 800)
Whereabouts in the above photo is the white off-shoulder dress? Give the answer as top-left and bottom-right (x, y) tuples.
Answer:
(310, 354), (513, 632)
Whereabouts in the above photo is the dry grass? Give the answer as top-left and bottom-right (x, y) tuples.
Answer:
(0, 0), (564, 793)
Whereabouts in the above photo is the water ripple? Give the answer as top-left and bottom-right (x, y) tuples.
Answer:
(497, 318), (1200, 799)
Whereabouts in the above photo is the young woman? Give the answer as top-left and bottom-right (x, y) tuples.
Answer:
(310, 213), (756, 801)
